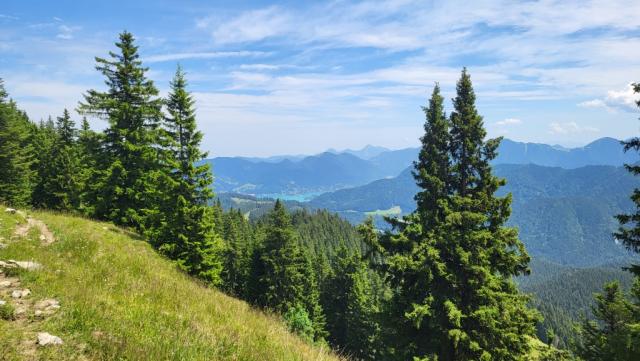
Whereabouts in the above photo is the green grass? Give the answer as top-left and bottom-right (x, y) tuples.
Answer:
(0, 302), (15, 321)
(0, 209), (342, 361)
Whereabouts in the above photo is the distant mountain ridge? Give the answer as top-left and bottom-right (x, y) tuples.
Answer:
(207, 137), (639, 196)
(308, 163), (640, 267)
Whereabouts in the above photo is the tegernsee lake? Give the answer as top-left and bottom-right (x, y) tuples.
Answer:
(256, 192), (323, 202)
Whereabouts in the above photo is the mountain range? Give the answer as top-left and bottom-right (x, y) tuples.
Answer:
(208, 137), (639, 196)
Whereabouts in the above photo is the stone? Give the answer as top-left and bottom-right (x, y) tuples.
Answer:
(0, 243), (6, 249)
(1, 260), (43, 271)
(39, 234), (46, 242)
(0, 280), (11, 288)
(11, 289), (30, 298)
(14, 306), (26, 316)
(15, 261), (42, 271)
(35, 299), (60, 312)
(37, 332), (63, 346)
(0, 300), (5, 306)
(4, 208), (16, 214)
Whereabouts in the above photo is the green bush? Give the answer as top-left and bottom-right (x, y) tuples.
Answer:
(284, 304), (314, 343)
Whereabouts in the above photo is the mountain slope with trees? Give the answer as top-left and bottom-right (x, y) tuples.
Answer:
(309, 164), (639, 267)
(0, 208), (341, 360)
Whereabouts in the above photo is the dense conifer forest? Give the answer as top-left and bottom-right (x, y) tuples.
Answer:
(1, 31), (640, 360)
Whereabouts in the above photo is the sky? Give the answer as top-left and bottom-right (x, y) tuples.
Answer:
(2, 0), (640, 157)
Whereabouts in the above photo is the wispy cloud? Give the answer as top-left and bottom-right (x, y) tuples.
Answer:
(57, 25), (80, 40)
(0, 14), (19, 21)
(208, 6), (292, 45)
(548, 121), (599, 135)
(145, 51), (270, 63)
(495, 118), (522, 126)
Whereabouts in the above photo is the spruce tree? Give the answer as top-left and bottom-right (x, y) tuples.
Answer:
(249, 200), (326, 342)
(369, 69), (537, 360)
(77, 117), (103, 215)
(574, 282), (640, 360)
(0, 79), (35, 207)
(78, 31), (163, 228)
(324, 246), (381, 360)
(414, 83), (450, 229)
(146, 66), (223, 285)
(31, 117), (58, 208)
(50, 109), (82, 210)
(221, 209), (253, 297)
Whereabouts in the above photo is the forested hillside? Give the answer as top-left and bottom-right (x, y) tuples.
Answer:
(309, 163), (639, 267)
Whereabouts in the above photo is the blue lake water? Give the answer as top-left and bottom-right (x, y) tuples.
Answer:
(257, 192), (322, 202)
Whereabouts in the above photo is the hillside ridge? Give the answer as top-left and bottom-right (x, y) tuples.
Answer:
(0, 208), (340, 360)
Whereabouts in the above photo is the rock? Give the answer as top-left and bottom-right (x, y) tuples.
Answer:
(14, 306), (26, 316)
(11, 289), (30, 298)
(0, 300), (5, 306)
(35, 299), (60, 313)
(15, 261), (42, 271)
(5, 208), (16, 214)
(0, 260), (42, 271)
(0, 280), (11, 288)
(39, 234), (46, 242)
(0, 261), (15, 269)
(37, 332), (63, 346)
(0, 243), (6, 249)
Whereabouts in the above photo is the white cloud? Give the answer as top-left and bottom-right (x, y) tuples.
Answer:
(495, 118), (522, 126)
(207, 6), (293, 45)
(548, 121), (599, 135)
(144, 51), (270, 63)
(579, 84), (640, 112)
(239, 64), (281, 71)
(56, 25), (80, 40)
(0, 14), (19, 20)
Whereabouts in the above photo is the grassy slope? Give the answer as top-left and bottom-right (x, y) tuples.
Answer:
(0, 209), (341, 361)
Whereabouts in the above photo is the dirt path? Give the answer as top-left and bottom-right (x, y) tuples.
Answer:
(13, 216), (55, 244)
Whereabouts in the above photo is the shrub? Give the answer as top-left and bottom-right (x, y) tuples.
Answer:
(284, 304), (314, 343)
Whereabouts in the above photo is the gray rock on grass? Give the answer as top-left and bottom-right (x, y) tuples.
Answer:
(37, 332), (63, 346)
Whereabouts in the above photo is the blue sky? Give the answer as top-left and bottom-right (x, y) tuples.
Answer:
(2, 0), (640, 156)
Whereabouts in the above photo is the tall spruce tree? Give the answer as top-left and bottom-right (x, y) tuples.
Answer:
(146, 66), (223, 284)
(249, 200), (326, 342)
(48, 109), (83, 210)
(0, 79), (35, 207)
(78, 31), (163, 228)
(77, 117), (103, 215)
(414, 83), (450, 229)
(31, 117), (58, 208)
(368, 69), (538, 360)
(221, 209), (253, 297)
